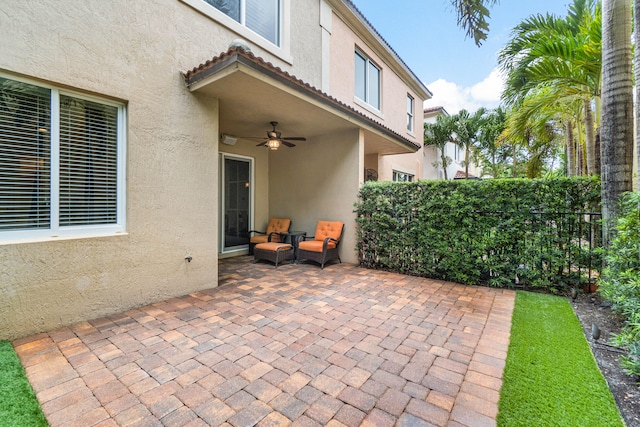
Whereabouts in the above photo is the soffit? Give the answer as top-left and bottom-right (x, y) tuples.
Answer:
(183, 48), (420, 155)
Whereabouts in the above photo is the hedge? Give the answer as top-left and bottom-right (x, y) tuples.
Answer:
(599, 192), (640, 378)
(355, 177), (601, 291)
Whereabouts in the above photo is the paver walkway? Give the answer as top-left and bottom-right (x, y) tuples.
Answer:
(14, 257), (515, 426)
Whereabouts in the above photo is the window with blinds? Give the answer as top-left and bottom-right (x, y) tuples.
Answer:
(0, 75), (125, 240)
(0, 79), (51, 231)
(59, 95), (118, 226)
(204, 0), (280, 45)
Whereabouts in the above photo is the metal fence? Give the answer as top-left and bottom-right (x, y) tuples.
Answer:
(474, 210), (603, 288)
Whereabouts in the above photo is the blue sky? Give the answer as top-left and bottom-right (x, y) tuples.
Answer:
(351, 0), (572, 113)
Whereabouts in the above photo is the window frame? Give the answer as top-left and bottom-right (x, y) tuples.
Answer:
(392, 170), (414, 183)
(354, 49), (381, 111)
(180, 0), (292, 64)
(407, 94), (414, 133)
(0, 73), (127, 244)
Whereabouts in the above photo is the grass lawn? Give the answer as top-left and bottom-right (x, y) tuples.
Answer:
(498, 291), (623, 426)
(0, 341), (48, 427)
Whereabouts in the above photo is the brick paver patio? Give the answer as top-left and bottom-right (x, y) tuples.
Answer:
(14, 256), (515, 426)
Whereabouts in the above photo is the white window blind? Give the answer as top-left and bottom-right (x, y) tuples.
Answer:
(246, 0), (279, 45)
(204, 0), (279, 45)
(0, 79), (51, 231)
(0, 75), (125, 240)
(59, 95), (118, 226)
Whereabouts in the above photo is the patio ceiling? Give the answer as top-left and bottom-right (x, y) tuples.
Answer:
(183, 48), (420, 155)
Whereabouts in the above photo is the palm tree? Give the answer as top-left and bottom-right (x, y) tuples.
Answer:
(498, 0), (601, 176)
(475, 107), (508, 178)
(601, 0), (634, 245)
(452, 0), (635, 246)
(424, 114), (456, 179)
(450, 0), (499, 46)
(452, 108), (486, 179)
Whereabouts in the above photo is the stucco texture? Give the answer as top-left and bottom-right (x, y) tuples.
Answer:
(0, 0), (320, 340)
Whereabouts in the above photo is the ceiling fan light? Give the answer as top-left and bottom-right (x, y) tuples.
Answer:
(267, 138), (280, 150)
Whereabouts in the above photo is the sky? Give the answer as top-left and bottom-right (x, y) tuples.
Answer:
(351, 0), (572, 114)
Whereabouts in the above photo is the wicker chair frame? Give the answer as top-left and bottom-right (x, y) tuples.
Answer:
(296, 224), (344, 269)
(254, 243), (294, 268)
(248, 218), (291, 254)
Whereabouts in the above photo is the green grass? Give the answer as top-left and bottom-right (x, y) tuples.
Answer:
(498, 291), (624, 427)
(0, 341), (48, 427)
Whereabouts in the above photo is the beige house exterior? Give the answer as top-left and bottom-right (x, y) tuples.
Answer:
(0, 0), (429, 339)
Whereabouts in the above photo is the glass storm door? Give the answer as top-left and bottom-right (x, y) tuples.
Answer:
(220, 154), (253, 252)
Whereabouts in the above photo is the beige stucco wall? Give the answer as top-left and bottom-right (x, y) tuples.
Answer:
(0, 0), (323, 339)
(378, 151), (424, 181)
(328, 12), (421, 146)
(268, 129), (362, 264)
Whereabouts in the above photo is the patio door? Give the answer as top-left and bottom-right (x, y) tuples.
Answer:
(219, 153), (254, 253)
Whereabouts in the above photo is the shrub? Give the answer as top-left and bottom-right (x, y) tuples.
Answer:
(599, 192), (640, 379)
(355, 177), (601, 291)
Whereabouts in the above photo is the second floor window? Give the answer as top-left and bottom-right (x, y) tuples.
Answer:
(205, 0), (280, 46)
(355, 50), (381, 110)
(407, 94), (414, 132)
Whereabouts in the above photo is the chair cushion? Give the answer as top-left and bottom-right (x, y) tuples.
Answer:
(299, 239), (336, 252)
(266, 218), (291, 234)
(255, 242), (293, 252)
(314, 221), (343, 242)
(251, 234), (282, 244)
(250, 235), (269, 244)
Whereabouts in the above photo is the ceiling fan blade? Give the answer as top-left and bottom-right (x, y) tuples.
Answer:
(282, 141), (296, 148)
(282, 137), (306, 141)
(256, 141), (267, 147)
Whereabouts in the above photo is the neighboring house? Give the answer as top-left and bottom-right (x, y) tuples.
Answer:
(422, 106), (482, 180)
(0, 0), (429, 338)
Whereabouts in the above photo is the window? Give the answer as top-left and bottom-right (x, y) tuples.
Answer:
(204, 0), (280, 46)
(407, 94), (414, 132)
(0, 76), (126, 241)
(453, 142), (461, 162)
(393, 171), (414, 182)
(355, 50), (381, 110)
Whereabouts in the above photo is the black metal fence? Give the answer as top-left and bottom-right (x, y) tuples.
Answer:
(472, 210), (602, 289)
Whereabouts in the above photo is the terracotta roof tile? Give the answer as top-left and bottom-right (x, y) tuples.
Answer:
(454, 170), (479, 179)
(183, 47), (421, 151)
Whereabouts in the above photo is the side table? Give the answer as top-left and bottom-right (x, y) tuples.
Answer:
(283, 231), (307, 259)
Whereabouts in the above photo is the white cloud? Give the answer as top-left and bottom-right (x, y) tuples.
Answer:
(423, 67), (505, 115)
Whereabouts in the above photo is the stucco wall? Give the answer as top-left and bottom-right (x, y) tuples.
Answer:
(328, 13), (421, 146)
(0, 0), (323, 339)
(268, 129), (361, 264)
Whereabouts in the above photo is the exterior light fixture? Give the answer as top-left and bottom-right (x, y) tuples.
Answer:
(267, 138), (280, 150)
(220, 134), (238, 145)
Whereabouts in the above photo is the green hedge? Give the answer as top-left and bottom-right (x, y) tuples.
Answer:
(599, 192), (640, 378)
(355, 177), (601, 290)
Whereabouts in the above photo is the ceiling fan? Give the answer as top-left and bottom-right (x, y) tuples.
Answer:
(251, 121), (307, 150)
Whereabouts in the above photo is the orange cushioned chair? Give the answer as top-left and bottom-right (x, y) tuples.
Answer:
(249, 218), (291, 254)
(297, 220), (344, 269)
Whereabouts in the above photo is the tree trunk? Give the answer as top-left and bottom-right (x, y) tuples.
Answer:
(566, 121), (575, 176)
(601, 0), (634, 246)
(635, 0), (640, 187)
(464, 145), (470, 178)
(576, 139), (585, 175)
(440, 147), (448, 180)
(584, 100), (597, 175)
